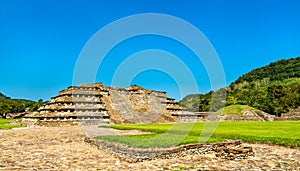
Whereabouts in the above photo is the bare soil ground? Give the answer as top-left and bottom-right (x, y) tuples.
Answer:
(81, 125), (153, 138)
(0, 126), (299, 170)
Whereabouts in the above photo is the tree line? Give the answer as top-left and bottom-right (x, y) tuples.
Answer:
(0, 93), (44, 119)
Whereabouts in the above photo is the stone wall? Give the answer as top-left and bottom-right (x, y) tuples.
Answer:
(85, 138), (254, 162)
(190, 110), (277, 122)
(22, 118), (77, 127)
(22, 118), (109, 127)
(276, 107), (300, 120)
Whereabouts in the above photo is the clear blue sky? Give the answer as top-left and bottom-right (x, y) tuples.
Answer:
(1, 0), (300, 101)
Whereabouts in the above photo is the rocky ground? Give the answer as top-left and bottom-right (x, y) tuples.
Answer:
(0, 126), (299, 170)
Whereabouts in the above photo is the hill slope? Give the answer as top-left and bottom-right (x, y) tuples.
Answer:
(0, 92), (10, 100)
(215, 105), (257, 115)
(231, 56), (300, 86)
(181, 56), (300, 116)
(0, 92), (43, 118)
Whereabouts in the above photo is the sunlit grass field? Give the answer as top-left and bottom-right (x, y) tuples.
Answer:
(0, 119), (23, 129)
(96, 121), (300, 148)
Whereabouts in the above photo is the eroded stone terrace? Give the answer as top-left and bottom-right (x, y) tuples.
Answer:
(0, 126), (299, 170)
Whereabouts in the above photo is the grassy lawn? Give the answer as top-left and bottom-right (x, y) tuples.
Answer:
(95, 121), (300, 148)
(0, 118), (23, 129)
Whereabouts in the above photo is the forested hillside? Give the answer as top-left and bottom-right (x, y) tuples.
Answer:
(232, 56), (300, 85)
(180, 56), (300, 115)
(0, 92), (9, 100)
(0, 93), (44, 118)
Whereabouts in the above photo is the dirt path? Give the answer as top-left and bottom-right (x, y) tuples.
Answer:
(81, 125), (152, 138)
(0, 126), (299, 170)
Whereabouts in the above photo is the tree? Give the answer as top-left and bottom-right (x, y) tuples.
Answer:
(0, 101), (12, 119)
(29, 99), (44, 112)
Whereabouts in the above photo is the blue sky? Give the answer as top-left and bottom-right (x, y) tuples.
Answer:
(1, 0), (300, 101)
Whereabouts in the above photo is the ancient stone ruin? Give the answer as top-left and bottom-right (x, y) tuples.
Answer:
(22, 83), (190, 126)
(22, 82), (281, 126)
(86, 139), (254, 162)
(276, 107), (300, 120)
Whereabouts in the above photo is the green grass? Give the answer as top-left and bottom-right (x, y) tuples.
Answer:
(95, 121), (300, 148)
(215, 105), (258, 115)
(0, 118), (23, 129)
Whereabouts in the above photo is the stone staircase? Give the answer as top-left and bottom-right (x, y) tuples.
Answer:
(253, 110), (275, 121)
(110, 90), (168, 124)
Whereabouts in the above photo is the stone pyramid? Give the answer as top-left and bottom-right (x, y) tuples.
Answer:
(23, 83), (186, 126)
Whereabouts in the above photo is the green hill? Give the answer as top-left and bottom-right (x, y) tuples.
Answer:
(215, 105), (257, 115)
(181, 56), (300, 116)
(0, 92), (10, 100)
(231, 56), (300, 86)
(0, 92), (44, 119)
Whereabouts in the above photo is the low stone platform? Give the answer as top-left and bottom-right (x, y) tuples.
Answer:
(86, 139), (254, 162)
